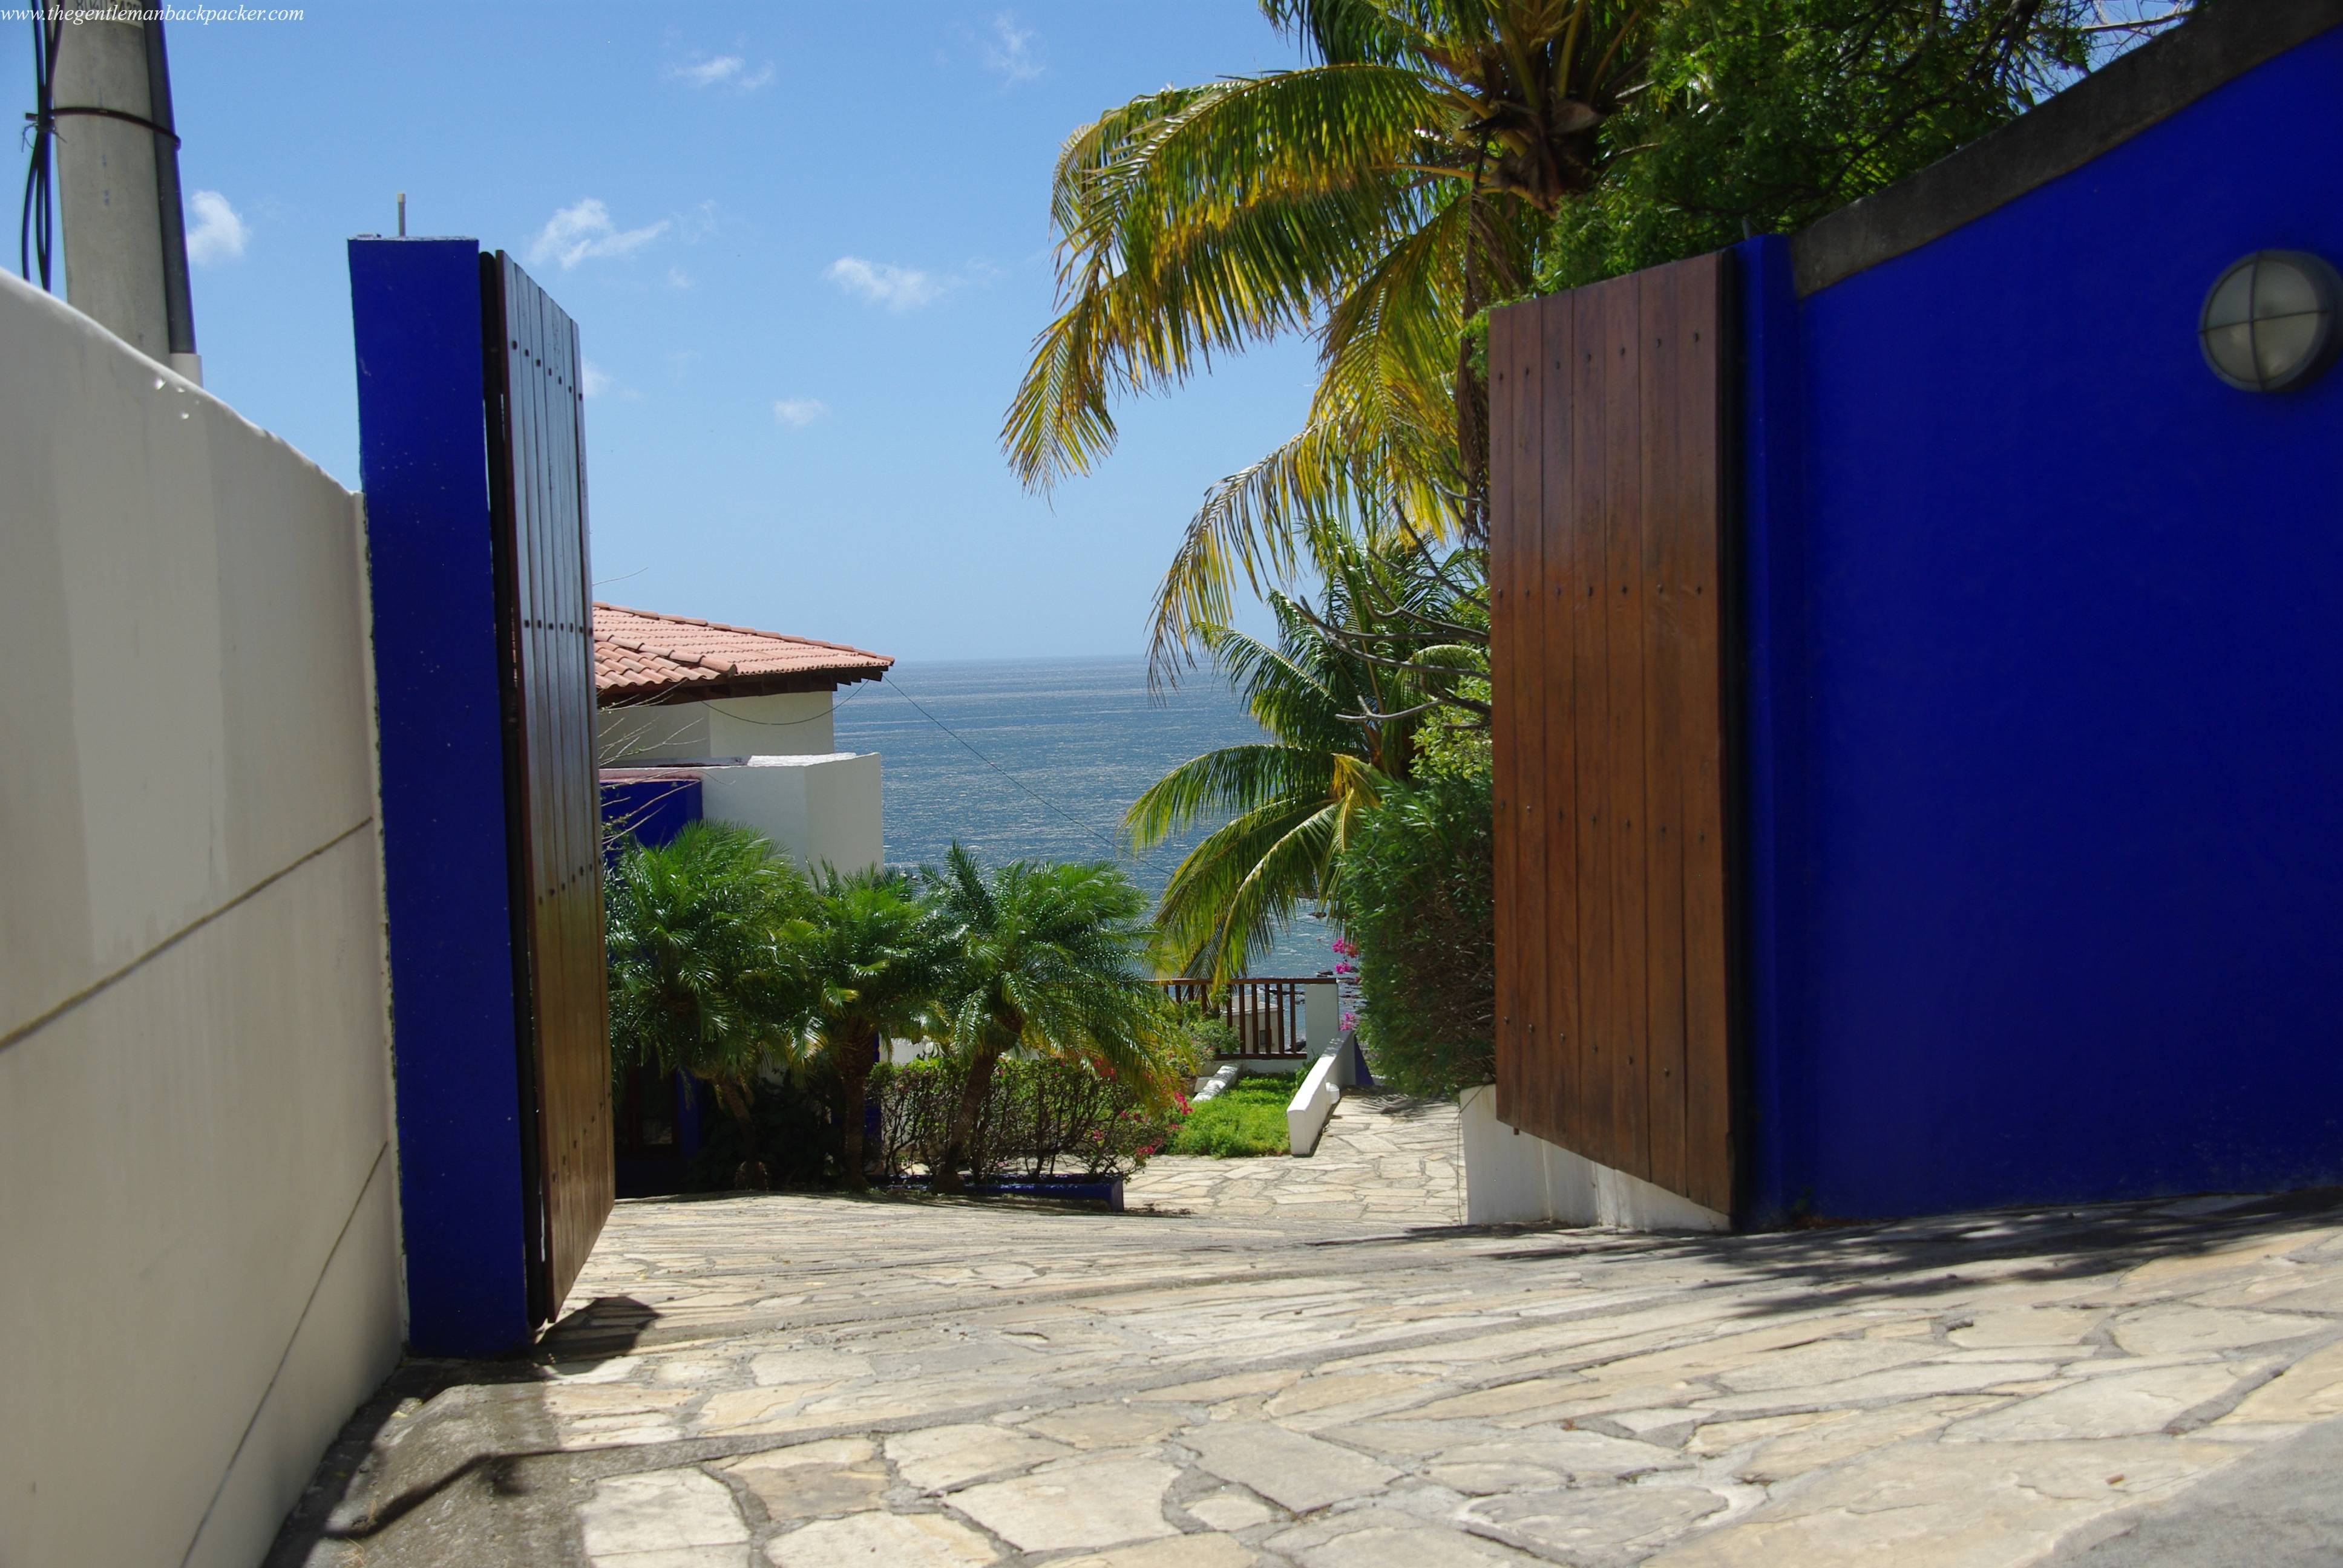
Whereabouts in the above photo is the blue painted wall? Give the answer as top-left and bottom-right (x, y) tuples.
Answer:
(600, 773), (703, 865)
(351, 237), (534, 1354)
(1740, 30), (2343, 1221)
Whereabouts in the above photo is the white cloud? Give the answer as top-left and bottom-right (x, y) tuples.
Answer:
(185, 189), (247, 265)
(667, 266), (695, 291)
(825, 256), (947, 312)
(668, 53), (775, 91)
(772, 398), (829, 428)
(981, 11), (1042, 84)
(581, 360), (614, 397)
(528, 198), (670, 270)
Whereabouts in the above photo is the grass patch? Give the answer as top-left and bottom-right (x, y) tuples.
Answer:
(1169, 1074), (1297, 1158)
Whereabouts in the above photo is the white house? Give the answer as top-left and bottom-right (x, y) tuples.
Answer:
(595, 602), (891, 872)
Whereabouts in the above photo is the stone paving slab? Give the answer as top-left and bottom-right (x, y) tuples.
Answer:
(272, 1103), (2343, 1568)
(1126, 1091), (1463, 1227)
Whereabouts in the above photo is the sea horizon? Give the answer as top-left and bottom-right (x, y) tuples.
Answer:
(834, 653), (1339, 980)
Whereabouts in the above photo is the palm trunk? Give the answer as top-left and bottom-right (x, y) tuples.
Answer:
(936, 1034), (1009, 1195)
(838, 1024), (879, 1192)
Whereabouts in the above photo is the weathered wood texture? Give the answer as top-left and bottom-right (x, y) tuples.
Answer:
(487, 253), (614, 1321)
(1490, 252), (1736, 1216)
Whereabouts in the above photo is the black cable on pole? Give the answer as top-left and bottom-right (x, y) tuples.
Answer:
(19, 0), (60, 289)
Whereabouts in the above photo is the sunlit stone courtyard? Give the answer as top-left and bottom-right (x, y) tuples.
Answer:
(275, 1096), (2343, 1567)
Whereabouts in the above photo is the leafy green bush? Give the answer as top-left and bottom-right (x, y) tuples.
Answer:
(1174, 1008), (1243, 1067)
(1339, 768), (1494, 1099)
(1168, 1074), (1294, 1158)
(873, 1053), (1176, 1184)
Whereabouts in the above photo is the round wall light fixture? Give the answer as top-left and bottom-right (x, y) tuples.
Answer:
(2199, 249), (2341, 392)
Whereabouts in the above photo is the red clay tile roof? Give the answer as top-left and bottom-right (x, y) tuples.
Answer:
(594, 603), (891, 706)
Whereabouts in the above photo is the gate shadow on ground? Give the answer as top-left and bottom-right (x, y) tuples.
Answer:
(1337, 1188), (2343, 1323)
(263, 1297), (660, 1564)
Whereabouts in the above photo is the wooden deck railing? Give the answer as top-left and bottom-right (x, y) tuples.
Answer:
(1156, 976), (1322, 1058)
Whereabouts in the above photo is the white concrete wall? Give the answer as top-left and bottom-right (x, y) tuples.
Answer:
(1303, 980), (1340, 1053)
(699, 752), (883, 874)
(1286, 1050), (1343, 1156)
(0, 272), (404, 1567)
(599, 690), (836, 763)
(1459, 1087), (1728, 1232)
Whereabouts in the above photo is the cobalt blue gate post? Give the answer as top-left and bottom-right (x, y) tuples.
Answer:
(350, 237), (532, 1356)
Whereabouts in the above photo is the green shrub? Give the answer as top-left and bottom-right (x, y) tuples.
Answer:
(1175, 1008), (1242, 1066)
(1339, 768), (1495, 1099)
(1168, 1074), (1294, 1158)
(873, 1053), (1176, 1183)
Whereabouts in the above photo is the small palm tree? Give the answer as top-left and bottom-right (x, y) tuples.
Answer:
(792, 868), (948, 1191)
(923, 844), (1174, 1193)
(1127, 532), (1466, 982)
(605, 822), (814, 1188)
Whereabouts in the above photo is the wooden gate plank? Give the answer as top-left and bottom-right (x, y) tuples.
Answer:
(1639, 268), (1692, 1201)
(1490, 302), (1527, 1123)
(1598, 272), (1651, 1181)
(1561, 284), (1607, 1169)
(1538, 293), (1581, 1147)
(1677, 255), (1735, 1215)
(1507, 299), (1549, 1127)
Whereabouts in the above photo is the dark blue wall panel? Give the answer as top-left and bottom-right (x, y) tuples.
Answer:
(1753, 31), (2343, 1219)
(350, 237), (532, 1354)
(600, 774), (704, 867)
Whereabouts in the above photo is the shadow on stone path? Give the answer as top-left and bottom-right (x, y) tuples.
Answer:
(271, 1117), (2343, 1568)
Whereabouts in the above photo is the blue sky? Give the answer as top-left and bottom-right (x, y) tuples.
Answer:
(8, 4), (1315, 661)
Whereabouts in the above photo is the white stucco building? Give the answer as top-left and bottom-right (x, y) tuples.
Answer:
(594, 603), (891, 872)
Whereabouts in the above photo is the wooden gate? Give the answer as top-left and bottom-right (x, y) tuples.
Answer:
(483, 252), (614, 1321)
(1487, 250), (1737, 1217)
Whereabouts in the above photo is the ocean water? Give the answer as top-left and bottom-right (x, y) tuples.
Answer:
(833, 656), (1337, 979)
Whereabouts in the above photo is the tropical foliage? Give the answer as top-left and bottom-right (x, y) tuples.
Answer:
(790, 867), (947, 1189)
(922, 844), (1179, 1192)
(1014, 0), (2132, 687)
(605, 822), (814, 1186)
(1339, 762), (1496, 1097)
(605, 832), (1187, 1192)
(1126, 526), (1483, 982)
(873, 1054), (1182, 1186)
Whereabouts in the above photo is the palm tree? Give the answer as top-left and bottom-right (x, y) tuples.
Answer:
(1126, 531), (1464, 983)
(792, 867), (948, 1191)
(605, 822), (814, 1188)
(1009, 1), (2104, 681)
(1008, 0), (1662, 676)
(922, 844), (1174, 1193)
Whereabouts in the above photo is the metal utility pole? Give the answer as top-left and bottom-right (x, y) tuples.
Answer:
(48, 13), (200, 383)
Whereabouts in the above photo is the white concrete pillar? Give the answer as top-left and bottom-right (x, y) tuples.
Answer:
(1303, 979), (1339, 1053)
(51, 18), (198, 378)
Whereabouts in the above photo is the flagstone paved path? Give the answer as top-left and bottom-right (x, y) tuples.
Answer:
(1125, 1090), (1464, 1226)
(274, 1100), (2343, 1568)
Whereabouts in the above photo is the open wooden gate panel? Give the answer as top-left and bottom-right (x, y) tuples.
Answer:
(485, 253), (614, 1321)
(1489, 252), (1737, 1217)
